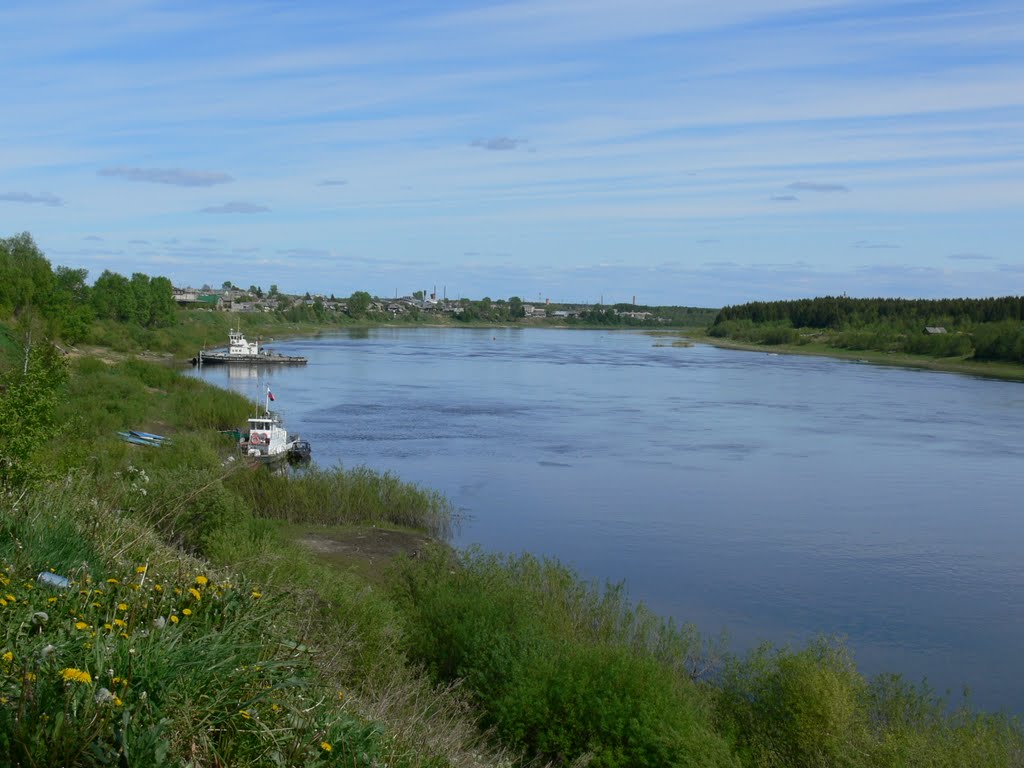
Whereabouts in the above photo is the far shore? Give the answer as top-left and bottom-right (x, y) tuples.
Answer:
(684, 331), (1024, 383)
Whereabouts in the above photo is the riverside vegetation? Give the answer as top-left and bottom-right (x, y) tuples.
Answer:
(705, 296), (1024, 380)
(2, 231), (1023, 766)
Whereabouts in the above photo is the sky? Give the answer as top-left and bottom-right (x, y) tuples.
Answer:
(2, 0), (1023, 307)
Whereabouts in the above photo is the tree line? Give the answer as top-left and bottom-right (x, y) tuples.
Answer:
(0, 232), (177, 344)
(711, 295), (1024, 363)
(715, 295), (1024, 329)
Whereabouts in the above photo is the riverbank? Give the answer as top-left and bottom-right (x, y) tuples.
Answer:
(686, 331), (1024, 382)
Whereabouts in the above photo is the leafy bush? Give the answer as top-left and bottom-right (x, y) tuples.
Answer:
(716, 638), (869, 768)
(392, 550), (736, 767)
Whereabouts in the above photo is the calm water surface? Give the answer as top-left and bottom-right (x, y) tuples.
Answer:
(191, 327), (1024, 711)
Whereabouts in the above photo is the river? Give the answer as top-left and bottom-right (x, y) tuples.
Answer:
(190, 326), (1024, 712)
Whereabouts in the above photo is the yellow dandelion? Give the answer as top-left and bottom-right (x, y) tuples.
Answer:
(92, 602), (101, 608)
(112, 676), (126, 685)
(119, 632), (128, 639)
(0, 599), (7, 608)
(104, 623), (112, 631)
(336, 689), (345, 700)
(320, 741), (332, 752)
(47, 596), (58, 604)
(135, 566), (147, 574)
(153, 584), (163, 592)
(195, 575), (208, 586)
(238, 710), (251, 720)
(24, 672), (36, 682)
(113, 695), (123, 706)
(106, 579), (119, 585)
(4, 594), (15, 602)
(2, 651), (13, 663)
(61, 668), (93, 684)
(117, 602), (128, 611)
(188, 588), (201, 601)
(182, 608), (192, 616)
(174, 587), (181, 595)
(113, 619), (127, 628)
(169, 615), (179, 624)
(74, 621), (89, 630)
(250, 591), (262, 599)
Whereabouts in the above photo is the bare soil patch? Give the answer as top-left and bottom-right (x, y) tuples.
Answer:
(296, 527), (437, 584)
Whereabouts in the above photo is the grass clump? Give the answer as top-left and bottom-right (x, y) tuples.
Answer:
(227, 465), (454, 539)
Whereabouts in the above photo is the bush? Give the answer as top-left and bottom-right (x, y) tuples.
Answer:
(716, 638), (869, 768)
(392, 550), (736, 767)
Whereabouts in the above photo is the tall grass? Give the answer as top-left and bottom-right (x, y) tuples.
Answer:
(227, 465), (453, 539)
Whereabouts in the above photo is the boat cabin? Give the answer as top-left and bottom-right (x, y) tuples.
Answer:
(228, 329), (261, 356)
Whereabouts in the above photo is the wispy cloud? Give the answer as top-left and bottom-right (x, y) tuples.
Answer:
(471, 137), (528, 151)
(696, 238), (721, 244)
(853, 240), (900, 249)
(99, 167), (234, 187)
(318, 179), (348, 186)
(199, 202), (270, 214)
(947, 252), (992, 261)
(0, 191), (64, 206)
(770, 194), (799, 202)
(83, 235), (104, 241)
(787, 182), (849, 193)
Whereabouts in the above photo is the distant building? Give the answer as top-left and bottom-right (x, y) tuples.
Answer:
(925, 326), (947, 334)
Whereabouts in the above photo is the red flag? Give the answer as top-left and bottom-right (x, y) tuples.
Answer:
(268, 390), (276, 402)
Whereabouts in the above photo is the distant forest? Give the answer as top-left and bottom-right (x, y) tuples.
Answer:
(712, 296), (1024, 363)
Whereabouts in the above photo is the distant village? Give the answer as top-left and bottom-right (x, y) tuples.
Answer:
(171, 285), (660, 322)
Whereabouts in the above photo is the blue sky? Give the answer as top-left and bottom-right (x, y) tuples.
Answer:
(2, 0), (1022, 306)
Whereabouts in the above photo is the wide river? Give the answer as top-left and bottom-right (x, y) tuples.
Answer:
(191, 327), (1024, 712)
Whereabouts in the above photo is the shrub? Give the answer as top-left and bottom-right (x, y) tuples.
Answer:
(716, 638), (869, 768)
(392, 550), (736, 767)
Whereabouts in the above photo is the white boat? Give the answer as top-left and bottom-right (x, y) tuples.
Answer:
(195, 329), (307, 365)
(239, 388), (308, 464)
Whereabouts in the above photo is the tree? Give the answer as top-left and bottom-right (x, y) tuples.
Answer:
(91, 270), (136, 322)
(269, 284), (279, 297)
(148, 276), (177, 327)
(52, 266), (93, 343)
(0, 340), (68, 489)
(413, 290), (425, 301)
(509, 296), (525, 318)
(0, 232), (57, 319)
(348, 291), (372, 317)
(249, 284), (264, 298)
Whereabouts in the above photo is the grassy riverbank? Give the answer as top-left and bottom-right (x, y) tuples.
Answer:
(2, 339), (1022, 766)
(687, 330), (1024, 382)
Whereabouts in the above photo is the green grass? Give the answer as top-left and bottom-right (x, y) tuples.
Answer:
(690, 330), (1024, 382)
